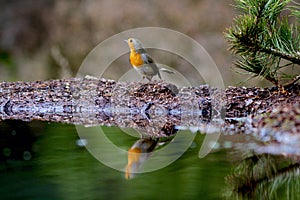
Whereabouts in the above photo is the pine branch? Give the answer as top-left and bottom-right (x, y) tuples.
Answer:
(261, 47), (300, 65)
(226, 0), (300, 86)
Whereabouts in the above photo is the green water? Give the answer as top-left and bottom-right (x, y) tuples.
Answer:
(0, 122), (299, 200)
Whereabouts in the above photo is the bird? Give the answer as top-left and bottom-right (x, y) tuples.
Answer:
(125, 138), (158, 179)
(125, 38), (174, 81)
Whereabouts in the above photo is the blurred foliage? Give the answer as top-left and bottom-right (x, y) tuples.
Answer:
(0, 50), (14, 67)
(0, 50), (16, 79)
(0, 0), (237, 84)
(225, 0), (300, 87)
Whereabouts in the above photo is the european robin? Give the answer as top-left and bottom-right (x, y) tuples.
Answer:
(125, 138), (158, 179)
(125, 38), (174, 81)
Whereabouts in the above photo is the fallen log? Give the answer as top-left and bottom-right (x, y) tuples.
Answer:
(0, 76), (299, 142)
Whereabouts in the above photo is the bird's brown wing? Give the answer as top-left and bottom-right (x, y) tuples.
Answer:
(141, 53), (154, 64)
(141, 53), (161, 79)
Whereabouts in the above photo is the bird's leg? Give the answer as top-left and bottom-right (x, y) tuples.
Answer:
(146, 76), (152, 82)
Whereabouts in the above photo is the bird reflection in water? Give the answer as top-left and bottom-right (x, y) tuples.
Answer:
(125, 138), (158, 179)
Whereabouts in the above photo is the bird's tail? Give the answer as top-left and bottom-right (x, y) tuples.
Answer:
(159, 67), (175, 74)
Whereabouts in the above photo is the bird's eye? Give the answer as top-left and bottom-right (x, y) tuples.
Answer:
(129, 39), (133, 43)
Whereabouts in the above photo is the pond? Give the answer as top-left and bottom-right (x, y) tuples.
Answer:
(0, 121), (299, 200)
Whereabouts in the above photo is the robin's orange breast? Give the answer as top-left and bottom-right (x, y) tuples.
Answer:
(130, 51), (144, 67)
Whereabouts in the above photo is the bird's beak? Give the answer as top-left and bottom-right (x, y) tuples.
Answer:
(124, 39), (128, 43)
